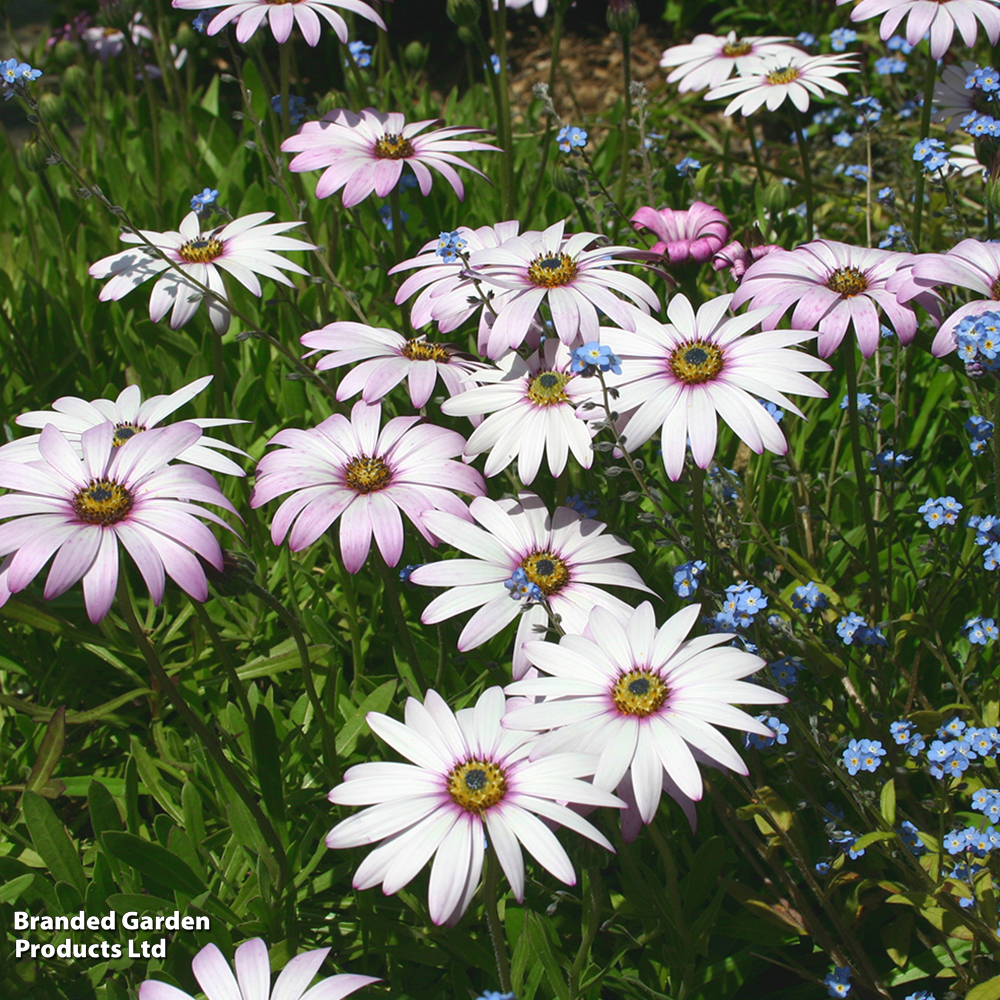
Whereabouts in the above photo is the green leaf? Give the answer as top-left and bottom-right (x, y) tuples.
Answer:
(128, 736), (184, 825)
(880, 778), (896, 825)
(0, 873), (34, 904)
(253, 704), (285, 824)
(853, 830), (898, 851)
(101, 832), (206, 899)
(23, 706), (66, 797)
(22, 790), (86, 897)
(968, 977), (1000, 1000)
(336, 679), (397, 756)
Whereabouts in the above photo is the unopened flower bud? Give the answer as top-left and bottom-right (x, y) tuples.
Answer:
(205, 550), (258, 597)
(20, 133), (49, 173)
(403, 40), (429, 70)
(38, 91), (66, 120)
(316, 89), (347, 116)
(985, 175), (1000, 216)
(53, 40), (80, 66)
(62, 63), (88, 93)
(606, 0), (639, 36)
(447, 0), (482, 29)
(762, 179), (789, 215)
(551, 163), (581, 195)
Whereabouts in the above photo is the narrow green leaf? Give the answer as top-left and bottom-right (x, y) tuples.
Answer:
(253, 704), (285, 823)
(101, 832), (206, 898)
(23, 706), (66, 797)
(880, 778), (896, 825)
(854, 830), (898, 851)
(128, 736), (184, 824)
(336, 679), (397, 756)
(0, 874), (34, 904)
(968, 976), (1000, 1000)
(22, 790), (87, 896)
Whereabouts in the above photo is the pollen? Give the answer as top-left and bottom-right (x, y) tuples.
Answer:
(668, 339), (725, 384)
(827, 266), (869, 297)
(611, 669), (669, 716)
(447, 759), (507, 813)
(178, 235), (224, 263)
(722, 40), (753, 57)
(112, 422), (145, 447)
(991, 276), (1000, 300)
(345, 455), (392, 494)
(526, 370), (572, 406)
(374, 134), (415, 159)
(73, 479), (134, 526)
(401, 339), (452, 362)
(520, 550), (570, 596)
(765, 66), (801, 85)
(527, 252), (578, 288)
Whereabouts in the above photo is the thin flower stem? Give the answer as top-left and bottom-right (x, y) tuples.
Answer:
(338, 561), (366, 698)
(567, 867), (603, 1000)
(388, 184), (405, 263)
(912, 49), (938, 250)
(795, 124), (814, 242)
(494, 0), (516, 219)
(278, 41), (292, 141)
(993, 389), (1000, 508)
(211, 329), (226, 416)
(115, 572), (290, 893)
(865, 131), (873, 248)
(466, 22), (511, 217)
(746, 113), (767, 186)
(484, 843), (513, 993)
(844, 348), (883, 623)
(615, 29), (633, 236)
(691, 464), (706, 562)
(121, 29), (163, 209)
(378, 557), (427, 691)
(189, 598), (254, 732)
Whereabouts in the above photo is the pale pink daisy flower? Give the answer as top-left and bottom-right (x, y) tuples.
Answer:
(504, 602), (785, 834)
(89, 211), (315, 334)
(948, 142), (987, 179)
(705, 52), (857, 116)
(889, 238), (1000, 356)
(326, 687), (622, 926)
(466, 219), (660, 359)
(495, 0), (548, 15)
(659, 31), (803, 92)
(139, 937), (379, 1000)
(711, 240), (783, 283)
(250, 401), (485, 573)
(730, 240), (942, 357)
(82, 15), (152, 60)
(281, 108), (497, 207)
(599, 293), (830, 481)
(409, 492), (654, 679)
(440, 339), (597, 484)
(933, 60), (979, 132)
(171, 0), (385, 46)
(0, 423), (239, 623)
(631, 201), (732, 266)
(300, 321), (487, 409)
(836, 0), (1000, 60)
(0, 376), (249, 477)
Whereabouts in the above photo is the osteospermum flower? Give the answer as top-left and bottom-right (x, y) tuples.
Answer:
(659, 31), (803, 92)
(409, 492), (654, 679)
(836, 0), (1000, 60)
(933, 60), (979, 132)
(504, 602), (785, 833)
(250, 401), (485, 573)
(139, 938), (379, 1000)
(599, 293), (830, 481)
(0, 423), (239, 623)
(281, 108), (497, 206)
(439, 339), (597, 483)
(890, 239), (1000, 355)
(466, 219), (660, 359)
(631, 202), (732, 266)
(300, 321), (487, 409)
(705, 53), (858, 116)
(326, 687), (622, 925)
(0, 376), (249, 477)
(89, 212), (315, 334)
(731, 240), (942, 357)
(171, 0), (385, 45)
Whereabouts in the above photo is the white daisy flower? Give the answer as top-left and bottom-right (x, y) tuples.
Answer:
(440, 339), (597, 484)
(705, 52), (858, 117)
(326, 687), (623, 925)
(659, 30), (804, 92)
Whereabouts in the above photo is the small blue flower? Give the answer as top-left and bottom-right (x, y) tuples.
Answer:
(887, 35), (914, 54)
(843, 163), (869, 181)
(796, 32), (817, 47)
(830, 28), (857, 51)
(745, 715), (788, 750)
(852, 95), (883, 125)
(875, 55), (907, 75)
(843, 738), (879, 775)
(836, 612), (868, 645)
(898, 820), (926, 856)
(476, 993), (516, 1000)
(736, 586), (767, 615)
(270, 94), (309, 126)
(378, 204), (409, 231)
(879, 224), (909, 250)
(556, 125), (588, 153)
(676, 156), (701, 177)
(672, 559), (707, 598)
(814, 860), (831, 874)
(768, 656), (801, 689)
(890, 720), (914, 745)
(876, 186), (894, 204)
(832, 130), (853, 147)
(758, 399), (783, 423)
(399, 564), (422, 587)
(565, 493), (598, 519)
(824, 966), (852, 998)
(839, 392), (878, 416)
(348, 39), (373, 68)
(966, 616), (997, 645)
(435, 229), (468, 262)
(190, 187), (219, 215)
(570, 342), (621, 374)
(913, 137), (945, 162)
(792, 581), (827, 614)
(504, 568), (542, 602)
(192, 9), (220, 32)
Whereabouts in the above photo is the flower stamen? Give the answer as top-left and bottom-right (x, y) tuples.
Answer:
(722, 40), (753, 57)
(766, 66), (801, 85)
(611, 669), (669, 716)
(526, 370), (572, 406)
(178, 236), (224, 263)
(447, 759), (507, 813)
(827, 266), (869, 297)
(520, 550), (570, 596)
(527, 252), (578, 288)
(374, 134), (414, 159)
(345, 455), (392, 494)
(401, 339), (451, 362)
(112, 423), (145, 447)
(668, 339), (725, 384)
(73, 479), (134, 526)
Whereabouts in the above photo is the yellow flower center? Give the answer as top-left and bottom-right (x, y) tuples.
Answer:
(722, 40), (753, 57)
(668, 339), (725, 384)
(447, 759), (507, 813)
(401, 339), (451, 362)
(991, 276), (1000, 300)
(178, 236), (224, 263)
(344, 455), (392, 494)
(73, 479), (134, 526)
(765, 66), (801, 85)
(611, 669), (669, 716)
(374, 134), (414, 159)
(827, 266), (869, 297)
(527, 252), (578, 288)
(526, 370), (572, 406)
(112, 423), (145, 447)
(520, 550), (570, 596)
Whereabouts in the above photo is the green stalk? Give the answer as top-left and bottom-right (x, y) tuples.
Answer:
(339, 561), (366, 698)
(747, 113), (767, 186)
(116, 573), (289, 891)
(278, 41), (292, 140)
(388, 183), (405, 262)
(122, 31), (162, 209)
(494, 0), (516, 217)
(467, 22), (511, 215)
(912, 48), (938, 250)
(484, 844), (513, 993)
(378, 557), (427, 691)
(795, 124), (814, 242)
(189, 598), (253, 731)
(691, 464), (706, 562)
(614, 30), (633, 233)
(212, 330), (226, 416)
(567, 867), (602, 1000)
(994, 389), (1000, 509)
(844, 348), (883, 623)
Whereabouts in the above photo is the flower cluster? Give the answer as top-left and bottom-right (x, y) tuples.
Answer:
(823, 965), (852, 998)
(835, 612), (887, 646)
(768, 656), (801, 688)
(1, 58), (42, 100)
(966, 414), (995, 455)
(744, 714), (789, 750)
(707, 580), (769, 632)
(965, 616), (999, 644)
(556, 125), (588, 152)
(955, 310), (1000, 377)
(672, 559), (707, 598)
(842, 738), (886, 775)
(913, 137), (950, 173)
(792, 580), (828, 613)
(918, 495), (963, 528)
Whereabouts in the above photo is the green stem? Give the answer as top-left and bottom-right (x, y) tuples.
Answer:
(567, 867), (602, 1000)
(388, 184), (404, 263)
(614, 30), (632, 233)
(247, 579), (338, 782)
(189, 598), (253, 731)
(116, 573), (289, 892)
(378, 557), (427, 691)
(747, 114), (766, 186)
(467, 22), (511, 216)
(796, 124), (814, 242)
(494, 0), (516, 217)
(339, 562), (366, 698)
(691, 464), (706, 562)
(844, 348), (883, 623)
(278, 41), (292, 141)
(484, 844), (513, 993)
(994, 389), (1000, 509)
(212, 330), (226, 416)
(912, 49), (938, 250)
(865, 130), (873, 248)
(122, 30), (162, 209)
